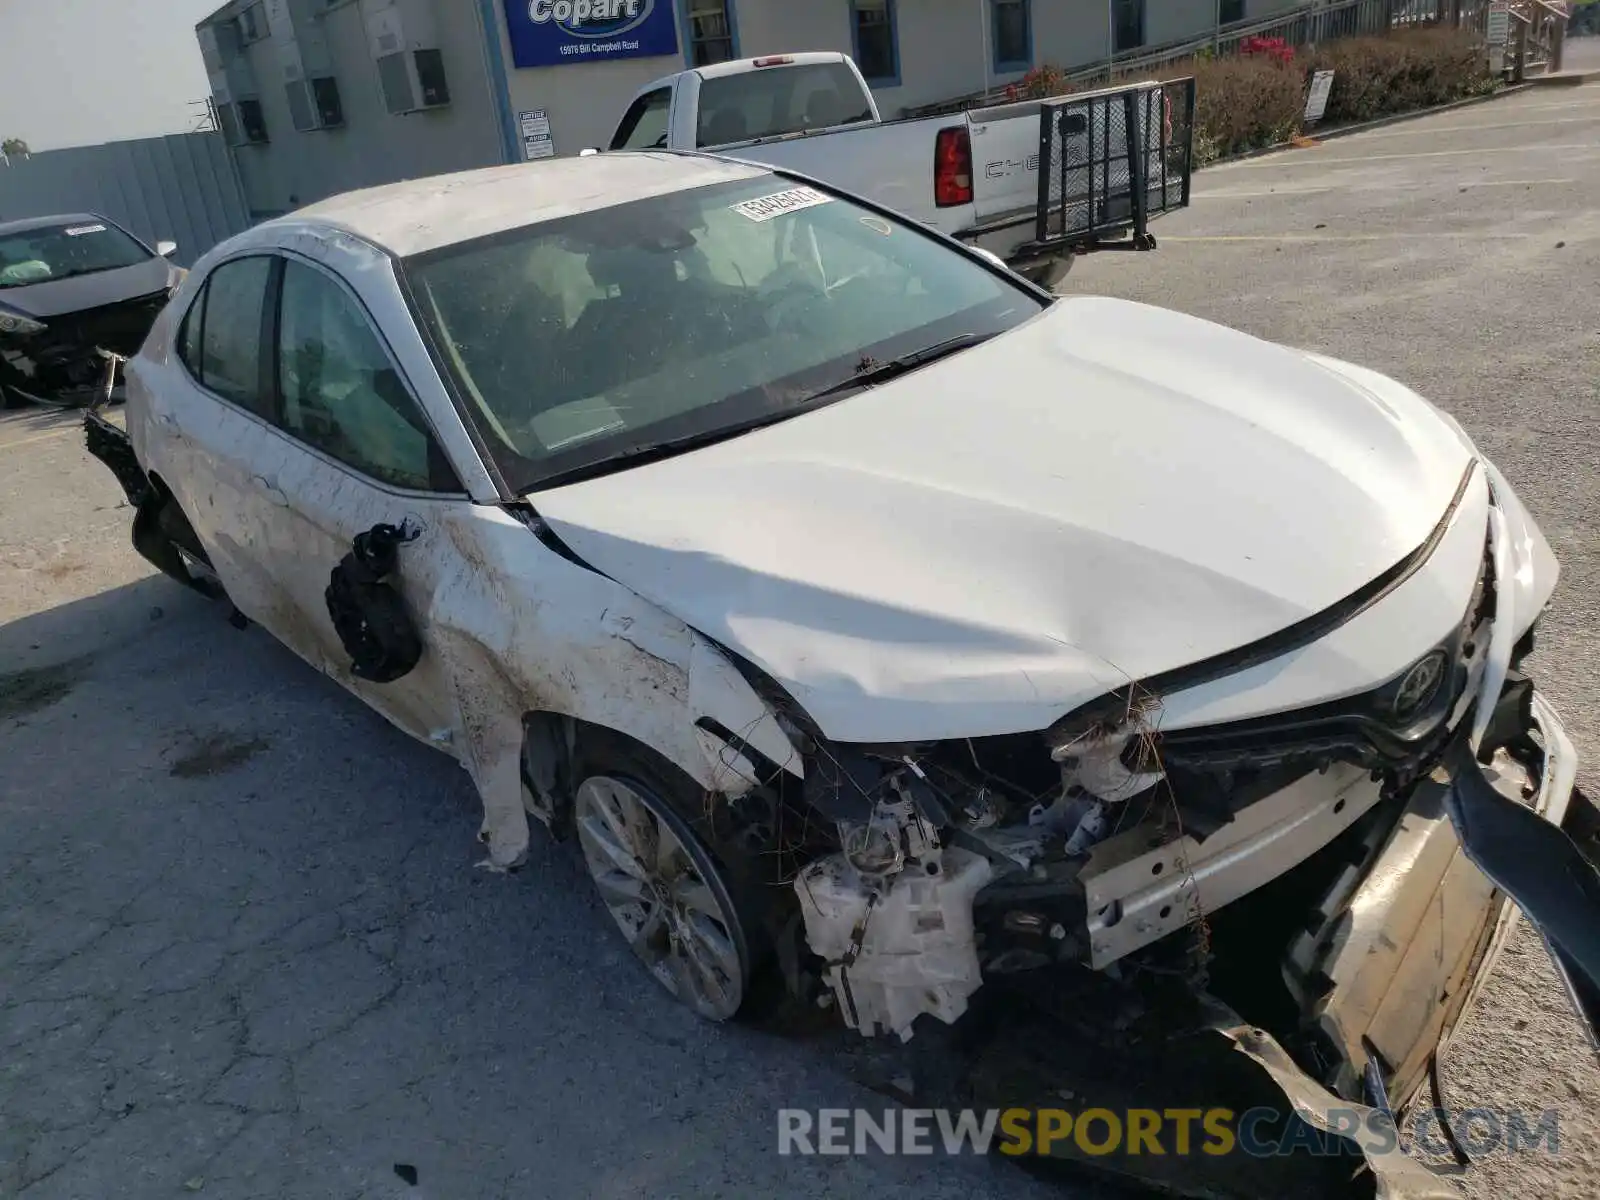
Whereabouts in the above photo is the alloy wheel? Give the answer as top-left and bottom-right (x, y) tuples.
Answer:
(574, 774), (747, 1021)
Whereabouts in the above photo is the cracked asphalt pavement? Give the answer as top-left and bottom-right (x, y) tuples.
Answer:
(3, 76), (1599, 1200)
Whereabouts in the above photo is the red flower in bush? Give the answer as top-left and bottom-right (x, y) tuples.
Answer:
(1240, 35), (1295, 65)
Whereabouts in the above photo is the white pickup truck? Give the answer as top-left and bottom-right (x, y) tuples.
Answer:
(599, 52), (1191, 288)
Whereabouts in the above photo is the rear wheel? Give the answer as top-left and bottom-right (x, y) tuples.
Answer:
(574, 770), (752, 1022)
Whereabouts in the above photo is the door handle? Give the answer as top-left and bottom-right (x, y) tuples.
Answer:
(252, 474), (289, 507)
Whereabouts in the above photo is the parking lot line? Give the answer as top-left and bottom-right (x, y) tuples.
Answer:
(1221, 144), (1600, 169)
(1162, 232), (1538, 243)
(1355, 115), (1600, 139)
(1195, 178), (1575, 200)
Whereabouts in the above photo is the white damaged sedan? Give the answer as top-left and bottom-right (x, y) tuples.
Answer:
(87, 152), (1597, 1193)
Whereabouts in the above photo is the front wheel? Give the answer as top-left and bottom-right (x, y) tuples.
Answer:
(574, 771), (752, 1022)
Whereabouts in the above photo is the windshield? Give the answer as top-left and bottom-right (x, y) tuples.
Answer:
(696, 62), (875, 147)
(402, 175), (1045, 492)
(0, 220), (151, 289)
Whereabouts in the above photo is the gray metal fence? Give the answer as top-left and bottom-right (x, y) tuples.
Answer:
(0, 132), (250, 267)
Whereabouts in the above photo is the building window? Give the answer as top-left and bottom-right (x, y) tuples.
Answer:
(851, 0), (899, 85)
(413, 49), (451, 106)
(311, 77), (345, 127)
(685, 0), (736, 67)
(237, 98), (270, 144)
(1112, 0), (1145, 53)
(1219, 0), (1245, 22)
(237, 1), (268, 43)
(991, 0), (1031, 72)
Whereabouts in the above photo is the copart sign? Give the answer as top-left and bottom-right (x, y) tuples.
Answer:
(503, 0), (681, 68)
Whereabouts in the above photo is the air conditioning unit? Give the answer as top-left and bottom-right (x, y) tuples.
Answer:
(216, 97), (271, 146)
(375, 48), (450, 113)
(361, 0), (450, 114)
(286, 76), (345, 130)
(197, 20), (242, 72)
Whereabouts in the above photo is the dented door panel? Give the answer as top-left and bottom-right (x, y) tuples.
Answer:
(245, 426), (462, 747)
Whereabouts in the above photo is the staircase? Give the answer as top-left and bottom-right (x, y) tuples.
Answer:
(1505, 0), (1575, 80)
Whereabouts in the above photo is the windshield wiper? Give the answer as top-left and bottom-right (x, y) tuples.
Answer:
(802, 332), (998, 401)
(531, 409), (807, 491)
(528, 332), (998, 491)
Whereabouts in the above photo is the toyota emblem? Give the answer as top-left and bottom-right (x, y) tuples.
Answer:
(1393, 651), (1447, 719)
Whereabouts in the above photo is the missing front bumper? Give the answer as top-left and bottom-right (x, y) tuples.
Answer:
(1292, 688), (1596, 1114)
(963, 687), (1593, 1200)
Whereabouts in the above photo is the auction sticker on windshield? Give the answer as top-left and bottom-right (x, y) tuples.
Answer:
(64, 224), (108, 236)
(731, 187), (834, 223)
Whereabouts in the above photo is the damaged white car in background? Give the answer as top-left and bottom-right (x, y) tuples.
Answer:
(85, 150), (1598, 1199)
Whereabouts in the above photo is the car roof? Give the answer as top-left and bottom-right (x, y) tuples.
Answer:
(276, 152), (773, 259)
(0, 212), (114, 237)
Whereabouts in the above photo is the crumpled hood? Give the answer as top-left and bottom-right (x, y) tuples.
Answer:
(0, 255), (173, 319)
(530, 297), (1476, 743)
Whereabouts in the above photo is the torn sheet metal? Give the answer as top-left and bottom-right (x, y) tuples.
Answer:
(1286, 767), (1504, 1111)
(1436, 706), (1600, 1048)
(965, 981), (1461, 1200)
(1218, 1019), (1462, 1200)
(418, 504), (800, 869)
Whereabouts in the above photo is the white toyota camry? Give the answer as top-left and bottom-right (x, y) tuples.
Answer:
(86, 151), (1597, 1190)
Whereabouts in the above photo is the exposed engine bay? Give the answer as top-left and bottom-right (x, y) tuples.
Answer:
(785, 566), (1500, 1049)
(750, 573), (1598, 1199)
(0, 289), (167, 404)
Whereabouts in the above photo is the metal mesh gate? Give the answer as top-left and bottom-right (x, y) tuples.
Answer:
(1034, 77), (1196, 251)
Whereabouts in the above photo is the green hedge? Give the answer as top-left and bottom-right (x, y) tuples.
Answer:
(1028, 27), (1498, 167)
(1307, 27), (1499, 124)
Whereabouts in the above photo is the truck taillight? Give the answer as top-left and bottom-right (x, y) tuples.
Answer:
(933, 126), (973, 208)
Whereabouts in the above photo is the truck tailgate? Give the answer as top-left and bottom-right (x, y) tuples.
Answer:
(966, 102), (1051, 226)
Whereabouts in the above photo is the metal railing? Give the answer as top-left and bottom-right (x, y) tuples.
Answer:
(1506, 0), (1571, 75)
(904, 0), (1503, 119)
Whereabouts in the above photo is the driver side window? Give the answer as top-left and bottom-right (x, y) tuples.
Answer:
(610, 88), (671, 151)
(275, 259), (450, 492)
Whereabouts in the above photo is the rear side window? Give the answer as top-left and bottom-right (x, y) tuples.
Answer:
(197, 256), (274, 416)
(610, 88), (671, 151)
(696, 63), (874, 147)
(176, 289), (205, 376)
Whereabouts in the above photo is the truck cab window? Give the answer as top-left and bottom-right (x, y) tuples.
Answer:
(611, 89), (672, 151)
(695, 63), (873, 148)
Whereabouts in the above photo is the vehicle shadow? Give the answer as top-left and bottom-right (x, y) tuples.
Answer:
(0, 575), (1078, 1200)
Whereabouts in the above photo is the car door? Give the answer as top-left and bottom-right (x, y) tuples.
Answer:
(245, 253), (467, 746)
(150, 253), (309, 636)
